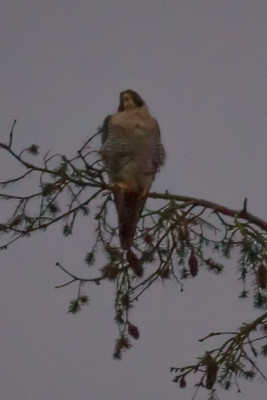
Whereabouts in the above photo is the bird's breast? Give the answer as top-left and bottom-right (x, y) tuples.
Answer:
(110, 109), (157, 134)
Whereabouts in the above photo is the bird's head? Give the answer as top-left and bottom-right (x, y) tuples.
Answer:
(118, 90), (145, 111)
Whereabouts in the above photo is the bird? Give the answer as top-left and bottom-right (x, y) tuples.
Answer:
(100, 89), (165, 254)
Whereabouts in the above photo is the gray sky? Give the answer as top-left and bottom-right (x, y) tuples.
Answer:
(0, 1), (266, 399)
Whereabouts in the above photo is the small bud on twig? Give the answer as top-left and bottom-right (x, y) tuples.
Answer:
(188, 250), (198, 277)
(257, 263), (267, 289)
(128, 323), (140, 340)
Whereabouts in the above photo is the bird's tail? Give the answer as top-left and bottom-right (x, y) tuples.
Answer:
(113, 189), (146, 251)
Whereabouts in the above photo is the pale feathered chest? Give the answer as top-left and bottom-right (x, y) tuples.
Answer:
(110, 108), (158, 136)
(104, 108), (160, 155)
(100, 107), (163, 189)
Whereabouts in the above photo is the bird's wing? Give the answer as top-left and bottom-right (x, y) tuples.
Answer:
(101, 115), (112, 144)
(151, 121), (165, 174)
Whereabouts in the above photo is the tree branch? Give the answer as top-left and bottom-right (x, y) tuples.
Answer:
(149, 191), (267, 232)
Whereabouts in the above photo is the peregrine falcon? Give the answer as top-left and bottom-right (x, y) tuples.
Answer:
(100, 89), (165, 251)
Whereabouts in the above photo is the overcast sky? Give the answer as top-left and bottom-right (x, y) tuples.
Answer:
(0, 1), (266, 399)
